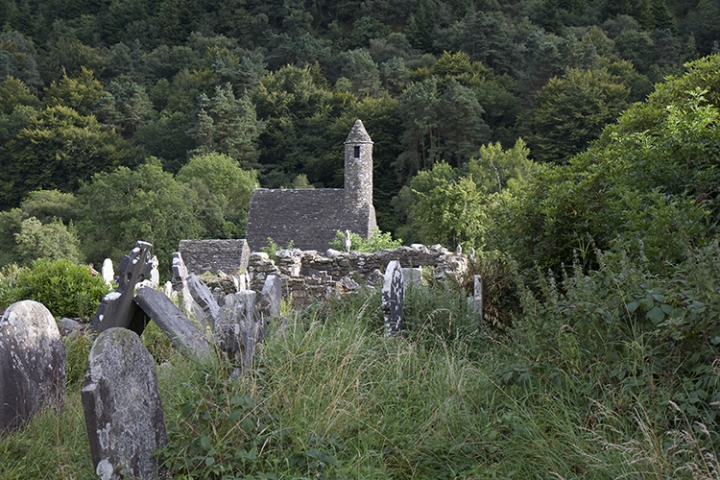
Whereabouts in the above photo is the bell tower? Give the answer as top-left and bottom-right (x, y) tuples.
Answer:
(344, 119), (374, 211)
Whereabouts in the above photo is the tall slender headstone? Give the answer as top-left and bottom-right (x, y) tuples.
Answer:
(82, 328), (167, 480)
(260, 274), (282, 319)
(101, 258), (114, 287)
(473, 275), (483, 321)
(171, 252), (194, 316)
(0, 301), (66, 434)
(382, 260), (404, 335)
(215, 291), (264, 372)
(187, 273), (221, 330)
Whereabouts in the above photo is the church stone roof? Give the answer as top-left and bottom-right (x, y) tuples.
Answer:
(246, 189), (362, 251)
(345, 119), (373, 144)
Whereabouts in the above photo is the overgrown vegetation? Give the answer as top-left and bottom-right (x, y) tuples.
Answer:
(1, 262), (718, 478)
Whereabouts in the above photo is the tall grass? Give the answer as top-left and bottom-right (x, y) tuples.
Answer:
(0, 256), (718, 478)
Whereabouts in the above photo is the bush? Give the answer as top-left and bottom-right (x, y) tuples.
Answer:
(329, 227), (402, 253)
(9, 258), (111, 320)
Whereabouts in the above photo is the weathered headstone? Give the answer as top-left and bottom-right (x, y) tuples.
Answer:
(82, 328), (167, 480)
(260, 274), (282, 319)
(58, 317), (84, 336)
(150, 256), (159, 287)
(344, 230), (352, 253)
(0, 301), (66, 434)
(473, 275), (483, 321)
(215, 291), (264, 372)
(171, 252), (194, 316)
(134, 286), (212, 361)
(187, 273), (220, 330)
(402, 267), (422, 288)
(91, 241), (153, 335)
(101, 258), (114, 287)
(382, 260), (404, 335)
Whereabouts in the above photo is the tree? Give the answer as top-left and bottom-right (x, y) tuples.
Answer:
(1, 105), (133, 209)
(397, 77), (441, 178)
(0, 76), (41, 114)
(490, 54), (720, 273)
(0, 31), (42, 92)
(469, 138), (539, 194)
(14, 217), (83, 264)
(525, 68), (630, 164)
(94, 75), (156, 137)
(75, 158), (204, 269)
(436, 79), (490, 168)
(187, 83), (263, 169)
(176, 152), (258, 238)
(339, 49), (382, 98)
(408, 161), (487, 249)
(134, 111), (196, 174)
(43, 67), (108, 116)
(254, 65), (356, 187)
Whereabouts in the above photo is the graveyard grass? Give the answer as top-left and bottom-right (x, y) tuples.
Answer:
(1, 270), (719, 478)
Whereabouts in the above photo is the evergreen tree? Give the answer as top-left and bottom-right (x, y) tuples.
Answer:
(188, 83), (263, 169)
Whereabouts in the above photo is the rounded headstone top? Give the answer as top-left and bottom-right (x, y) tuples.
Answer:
(1, 300), (60, 340)
(344, 119), (373, 144)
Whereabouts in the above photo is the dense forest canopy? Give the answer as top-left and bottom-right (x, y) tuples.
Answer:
(1, 0), (719, 267)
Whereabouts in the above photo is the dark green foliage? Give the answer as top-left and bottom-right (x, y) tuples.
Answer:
(187, 83), (263, 170)
(525, 67), (630, 164)
(0, 105), (134, 210)
(6, 258), (110, 319)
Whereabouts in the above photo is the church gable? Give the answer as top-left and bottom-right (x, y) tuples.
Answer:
(245, 120), (377, 252)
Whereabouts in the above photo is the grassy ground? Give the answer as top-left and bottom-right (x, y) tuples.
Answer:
(0, 281), (718, 479)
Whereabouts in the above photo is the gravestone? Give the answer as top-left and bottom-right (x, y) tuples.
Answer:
(215, 291), (264, 372)
(473, 275), (483, 321)
(187, 274), (221, 330)
(171, 252), (194, 316)
(101, 258), (114, 287)
(0, 301), (66, 434)
(82, 328), (167, 480)
(382, 260), (404, 335)
(402, 267), (422, 288)
(150, 256), (159, 287)
(134, 286), (212, 361)
(260, 275), (282, 319)
(91, 241), (153, 335)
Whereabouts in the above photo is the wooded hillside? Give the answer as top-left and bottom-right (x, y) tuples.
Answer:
(1, 0), (718, 264)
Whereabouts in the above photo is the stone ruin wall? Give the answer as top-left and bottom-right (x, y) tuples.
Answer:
(174, 239), (468, 307)
(246, 244), (468, 307)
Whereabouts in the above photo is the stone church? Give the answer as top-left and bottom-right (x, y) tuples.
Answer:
(245, 119), (377, 252)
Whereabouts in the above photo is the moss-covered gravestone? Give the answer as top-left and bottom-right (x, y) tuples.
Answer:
(0, 300), (66, 434)
(82, 328), (167, 480)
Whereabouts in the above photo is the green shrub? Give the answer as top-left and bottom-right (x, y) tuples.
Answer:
(11, 258), (111, 320)
(329, 227), (402, 253)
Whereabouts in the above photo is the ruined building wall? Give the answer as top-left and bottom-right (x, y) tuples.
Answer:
(246, 245), (468, 306)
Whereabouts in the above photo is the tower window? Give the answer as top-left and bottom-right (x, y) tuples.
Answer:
(354, 146), (360, 158)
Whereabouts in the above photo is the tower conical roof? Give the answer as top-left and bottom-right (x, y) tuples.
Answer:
(344, 119), (373, 144)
